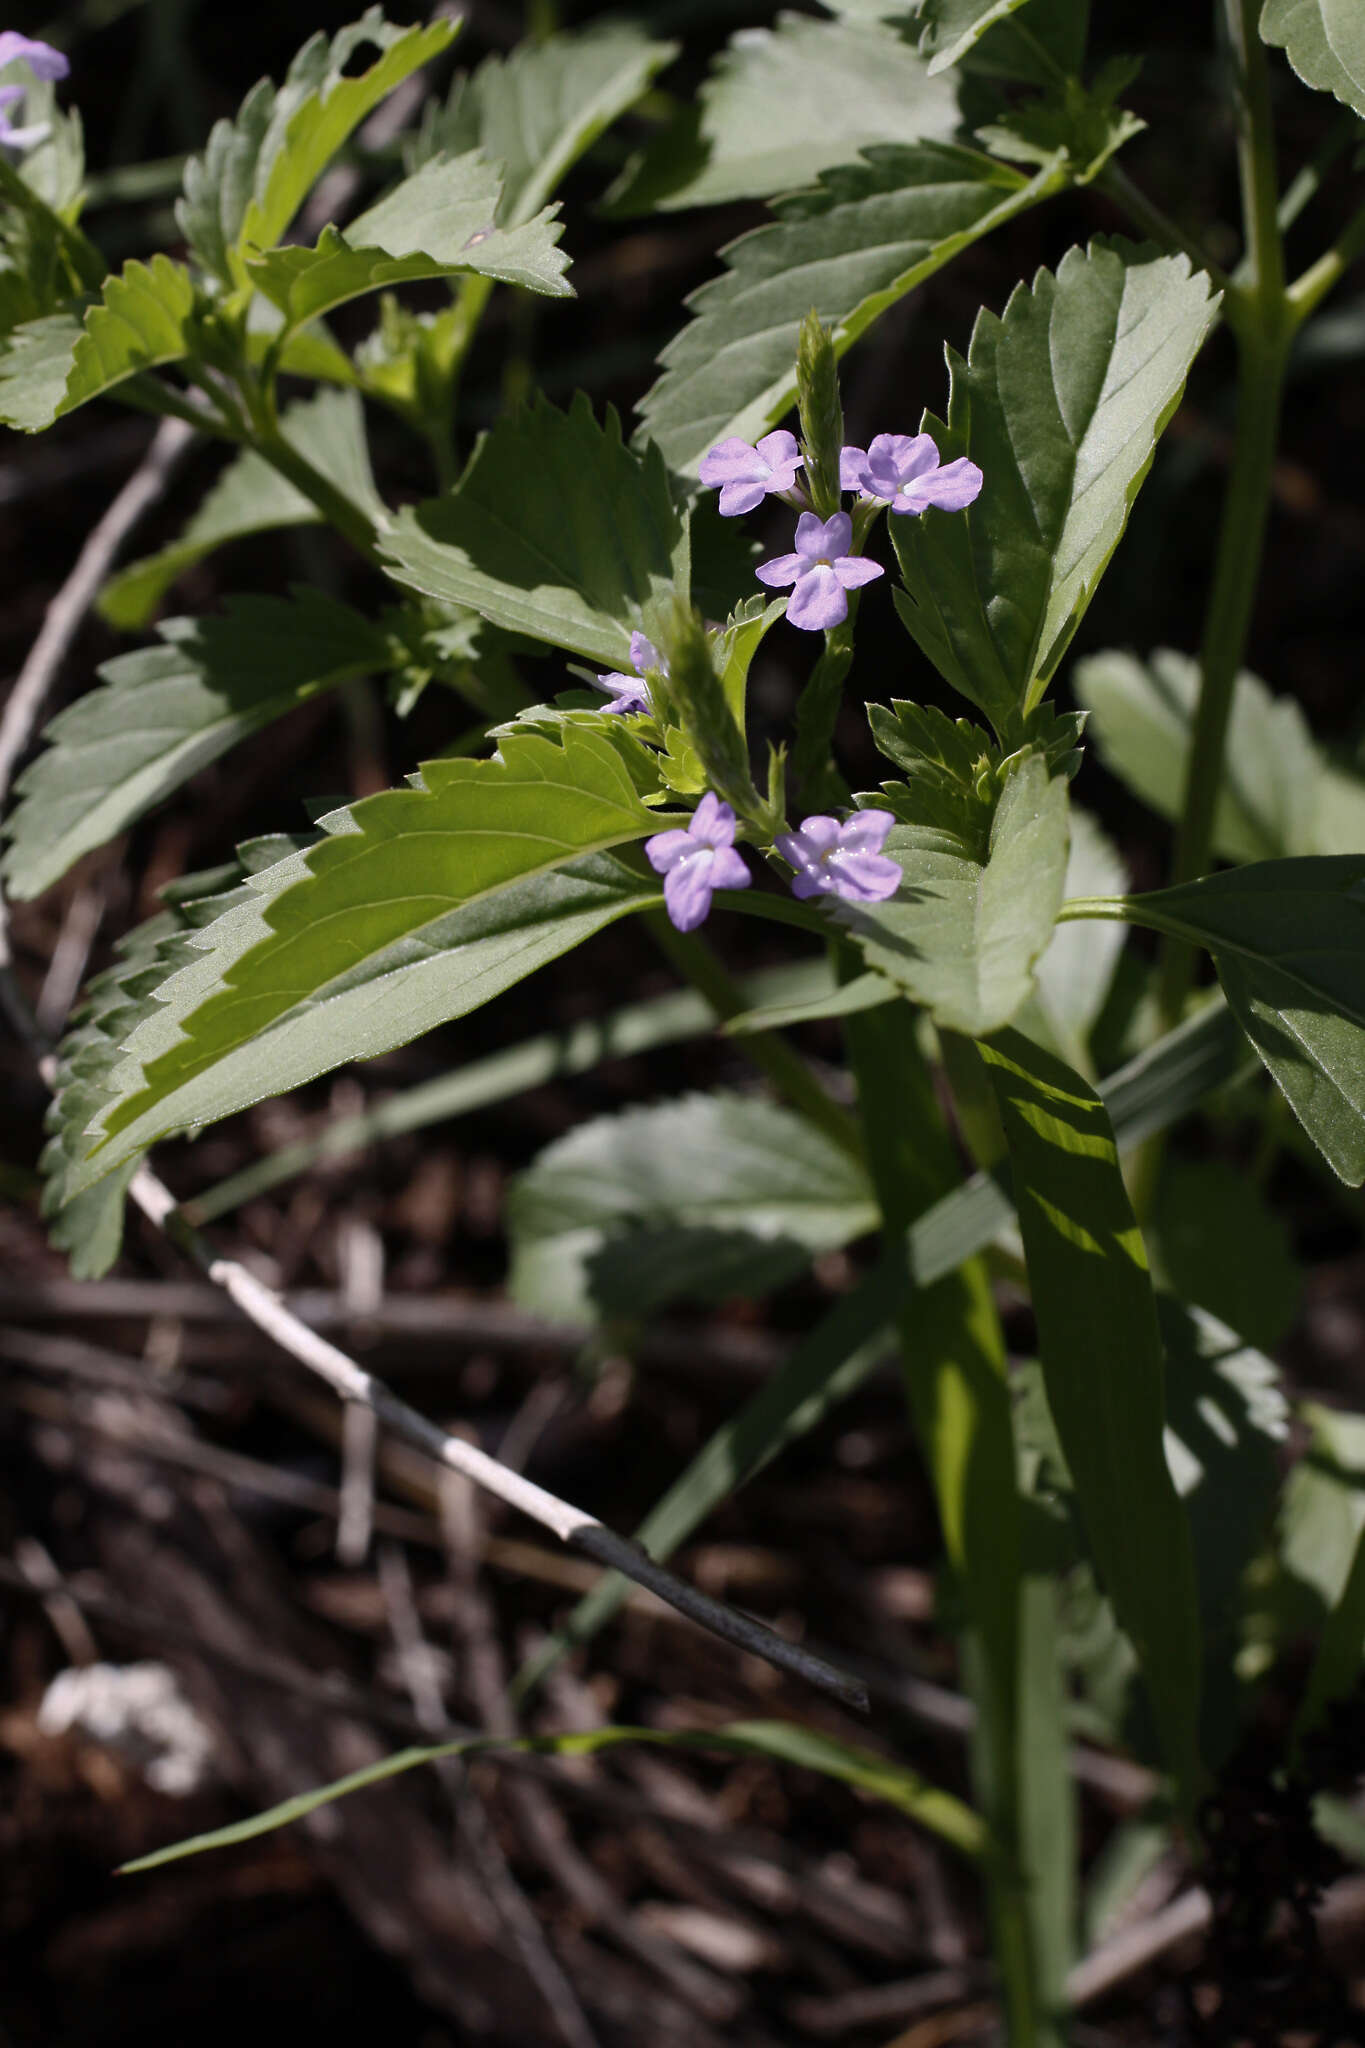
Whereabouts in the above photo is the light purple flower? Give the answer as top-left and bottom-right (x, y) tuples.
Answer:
(645, 791), (751, 932)
(775, 809), (901, 904)
(0, 33), (68, 155)
(595, 630), (665, 715)
(698, 430), (802, 517)
(840, 434), (982, 516)
(754, 511), (883, 632)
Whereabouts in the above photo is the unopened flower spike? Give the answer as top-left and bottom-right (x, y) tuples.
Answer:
(645, 791), (751, 932)
(775, 810), (901, 905)
(755, 511), (882, 632)
(699, 431), (803, 517)
(0, 33), (69, 155)
(840, 434), (983, 517)
(594, 630), (666, 716)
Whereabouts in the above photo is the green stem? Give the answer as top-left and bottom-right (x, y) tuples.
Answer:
(254, 423), (383, 564)
(1287, 196), (1365, 327)
(643, 912), (864, 1161)
(1155, 0), (1290, 1030)
(1096, 162), (1232, 297)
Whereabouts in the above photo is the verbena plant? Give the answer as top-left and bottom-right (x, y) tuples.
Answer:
(3, 4), (1365, 2037)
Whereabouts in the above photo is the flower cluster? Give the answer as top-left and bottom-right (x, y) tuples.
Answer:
(594, 631), (665, 716)
(0, 32), (68, 155)
(645, 798), (900, 933)
(699, 427), (983, 632)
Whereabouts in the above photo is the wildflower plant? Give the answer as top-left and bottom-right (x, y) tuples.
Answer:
(4, 4), (1365, 2039)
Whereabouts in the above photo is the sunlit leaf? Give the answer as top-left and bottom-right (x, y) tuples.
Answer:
(0, 253), (196, 431)
(1259, 0), (1365, 120)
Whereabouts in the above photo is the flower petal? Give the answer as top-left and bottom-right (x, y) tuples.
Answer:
(645, 827), (697, 873)
(755, 429), (799, 470)
(699, 438), (768, 485)
(717, 477), (767, 517)
(0, 33), (69, 80)
(755, 552), (805, 588)
(708, 846), (751, 893)
(838, 809), (895, 854)
(790, 814), (842, 857)
(897, 457), (983, 514)
(794, 510), (852, 560)
(692, 791), (736, 846)
(628, 632), (664, 673)
(785, 564), (847, 631)
(828, 850), (903, 902)
(663, 855), (716, 932)
(839, 445), (868, 490)
(832, 554), (884, 590)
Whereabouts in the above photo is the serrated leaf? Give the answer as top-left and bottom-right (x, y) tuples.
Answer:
(913, 0), (1033, 71)
(637, 141), (1064, 480)
(179, 11), (458, 287)
(507, 1092), (879, 1323)
(0, 252), (196, 432)
(1259, 0), (1365, 120)
(382, 392), (688, 665)
(98, 388), (382, 630)
(980, 1029), (1204, 1801)
(1123, 857), (1365, 1184)
(837, 751), (1070, 1035)
(607, 12), (959, 214)
(246, 153), (570, 329)
(1073, 646), (1347, 860)
(863, 699), (998, 858)
(4, 592), (391, 900)
(419, 21), (677, 227)
(892, 240), (1217, 731)
(67, 730), (666, 1191)
(913, 0), (1089, 79)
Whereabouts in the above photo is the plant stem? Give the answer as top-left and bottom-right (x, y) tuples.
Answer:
(1155, 0), (1290, 1031)
(642, 911), (864, 1161)
(1287, 196), (1365, 326)
(254, 423), (384, 565)
(1096, 162), (1232, 296)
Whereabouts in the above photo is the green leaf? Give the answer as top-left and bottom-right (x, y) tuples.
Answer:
(913, 0), (1035, 72)
(179, 11), (458, 286)
(607, 12), (959, 214)
(1073, 648), (1329, 861)
(418, 21), (677, 227)
(120, 1717), (986, 1874)
(4, 592), (390, 900)
(381, 392), (688, 666)
(838, 751), (1070, 1035)
(1121, 857), (1365, 1184)
(637, 141), (1064, 480)
(515, 999), (1252, 1700)
(1151, 1159), (1299, 1350)
(892, 240), (1218, 730)
(980, 1029), (1204, 1801)
(912, 0), (1090, 80)
(1259, 0), (1365, 120)
(0, 253), (196, 432)
(246, 153), (569, 330)
(66, 729), (667, 1191)
(723, 968), (897, 1036)
(506, 1092), (879, 1323)
(41, 844), (304, 1275)
(98, 389), (382, 630)
(1027, 806), (1127, 1070)
(863, 698), (997, 857)
(1, 55), (85, 219)
(975, 59), (1145, 184)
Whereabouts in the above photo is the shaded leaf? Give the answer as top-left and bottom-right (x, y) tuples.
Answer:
(1151, 1159), (1300, 1350)
(637, 141), (1064, 478)
(382, 392), (688, 665)
(891, 241), (1218, 730)
(418, 21), (677, 226)
(4, 592), (390, 900)
(838, 751), (1070, 1035)
(507, 1092), (879, 1322)
(913, 0), (1090, 80)
(723, 968), (897, 1036)
(608, 12), (959, 214)
(1123, 857), (1365, 1183)
(1025, 805), (1128, 1070)
(1259, 0), (1365, 120)
(98, 388), (382, 630)
(66, 728), (667, 1191)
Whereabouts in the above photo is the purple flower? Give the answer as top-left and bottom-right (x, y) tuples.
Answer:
(595, 630), (665, 716)
(0, 33), (68, 155)
(775, 809), (901, 904)
(698, 430), (802, 517)
(645, 791), (751, 932)
(840, 434), (982, 516)
(754, 511), (883, 632)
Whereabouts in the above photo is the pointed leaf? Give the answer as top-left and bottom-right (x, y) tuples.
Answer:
(912, 0), (1090, 79)
(638, 142), (1064, 479)
(1029, 806), (1127, 1063)
(246, 153), (570, 329)
(607, 12), (959, 214)
(382, 392), (688, 665)
(837, 751), (1070, 1035)
(507, 1092), (879, 1323)
(178, 11), (458, 285)
(892, 240), (1218, 729)
(98, 389), (382, 630)
(67, 730), (666, 1191)
(4, 593), (390, 900)
(980, 1029), (1204, 1801)
(418, 21), (677, 227)
(1259, 0), (1365, 120)
(0, 253), (196, 432)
